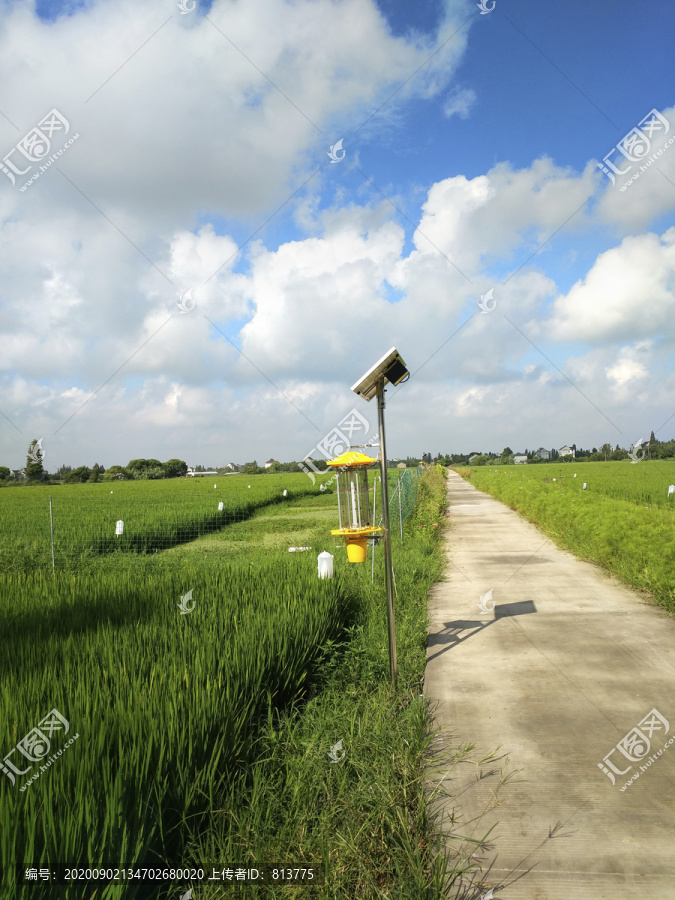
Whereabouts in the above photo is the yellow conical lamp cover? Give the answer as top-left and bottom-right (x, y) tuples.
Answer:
(326, 451), (377, 468)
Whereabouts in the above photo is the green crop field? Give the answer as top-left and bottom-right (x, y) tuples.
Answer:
(1, 466), (455, 900)
(455, 460), (675, 613)
(0, 473), (322, 572)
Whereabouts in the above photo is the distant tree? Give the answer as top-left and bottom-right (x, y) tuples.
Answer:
(25, 439), (45, 481)
(501, 447), (513, 458)
(89, 462), (105, 483)
(530, 455), (541, 464)
(65, 466), (92, 483)
(600, 443), (612, 461)
(242, 461), (261, 474)
(163, 458), (188, 478)
(103, 465), (132, 481)
(472, 455), (489, 466)
(611, 449), (628, 461)
(127, 458), (149, 474)
(0, 466), (10, 480)
(127, 458), (163, 478)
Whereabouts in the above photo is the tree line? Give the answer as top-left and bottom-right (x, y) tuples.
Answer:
(0, 444), (189, 483)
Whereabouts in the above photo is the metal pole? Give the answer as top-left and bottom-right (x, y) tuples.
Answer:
(377, 378), (397, 687)
(49, 496), (55, 575)
(371, 475), (377, 583)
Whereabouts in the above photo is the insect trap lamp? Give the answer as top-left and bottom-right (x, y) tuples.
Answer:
(349, 347), (409, 687)
(327, 451), (381, 562)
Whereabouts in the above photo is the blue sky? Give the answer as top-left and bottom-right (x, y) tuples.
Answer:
(0, 0), (674, 468)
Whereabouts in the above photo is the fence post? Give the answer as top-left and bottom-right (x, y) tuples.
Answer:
(398, 480), (403, 542)
(49, 495), (55, 575)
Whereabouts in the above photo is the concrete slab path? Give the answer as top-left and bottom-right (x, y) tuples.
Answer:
(424, 469), (675, 900)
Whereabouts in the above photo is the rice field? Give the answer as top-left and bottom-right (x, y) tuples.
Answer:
(0, 473), (322, 571)
(456, 460), (675, 613)
(1, 468), (429, 899)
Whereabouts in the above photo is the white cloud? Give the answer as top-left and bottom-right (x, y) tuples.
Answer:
(1, 1), (675, 466)
(543, 228), (675, 343)
(443, 86), (476, 120)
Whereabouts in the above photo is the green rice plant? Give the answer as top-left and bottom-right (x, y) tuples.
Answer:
(0, 558), (356, 900)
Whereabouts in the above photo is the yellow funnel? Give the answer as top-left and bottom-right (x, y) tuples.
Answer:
(345, 538), (368, 563)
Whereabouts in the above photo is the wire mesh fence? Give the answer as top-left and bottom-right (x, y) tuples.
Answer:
(375, 467), (422, 539)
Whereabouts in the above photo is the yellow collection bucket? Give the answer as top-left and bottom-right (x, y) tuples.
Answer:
(346, 538), (368, 563)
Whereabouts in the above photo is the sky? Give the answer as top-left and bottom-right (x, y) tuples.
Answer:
(1, 0), (674, 470)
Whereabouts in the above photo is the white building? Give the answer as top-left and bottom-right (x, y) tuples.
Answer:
(559, 445), (575, 458)
(513, 454), (528, 464)
(535, 447), (551, 460)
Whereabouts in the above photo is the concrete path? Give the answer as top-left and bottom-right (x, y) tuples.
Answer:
(424, 470), (675, 900)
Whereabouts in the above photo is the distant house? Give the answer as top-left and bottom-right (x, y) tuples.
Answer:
(513, 454), (528, 465)
(186, 467), (220, 477)
(263, 459), (278, 469)
(10, 468), (26, 479)
(219, 463), (237, 471)
(396, 462), (406, 469)
(559, 445), (575, 458)
(536, 447), (551, 460)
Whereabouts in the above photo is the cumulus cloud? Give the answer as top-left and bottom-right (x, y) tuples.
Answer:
(542, 228), (675, 344)
(1, 1), (675, 466)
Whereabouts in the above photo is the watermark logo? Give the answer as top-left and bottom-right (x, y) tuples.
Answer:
(598, 708), (671, 789)
(28, 438), (44, 464)
(597, 108), (672, 189)
(1, 708), (75, 789)
(628, 438), (646, 464)
(477, 0), (495, 13)
(2, 109), (80, 191)
(478, 588), (494, 614)
(178, 589), (195, 614)
(299, 408), (372, 485)
(180, 889), (193, 900)
(480, 891), (494, 900)
(477, 288), (496, 314)
(327, 139), (345, 163)
(177, 0), (196, 12)
(328, 739), (346, 763)
(177, 289), (196, 313)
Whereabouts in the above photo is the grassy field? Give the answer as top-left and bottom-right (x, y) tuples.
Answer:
(455, 460), (675, 614)
(1, 466), (463, 899)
